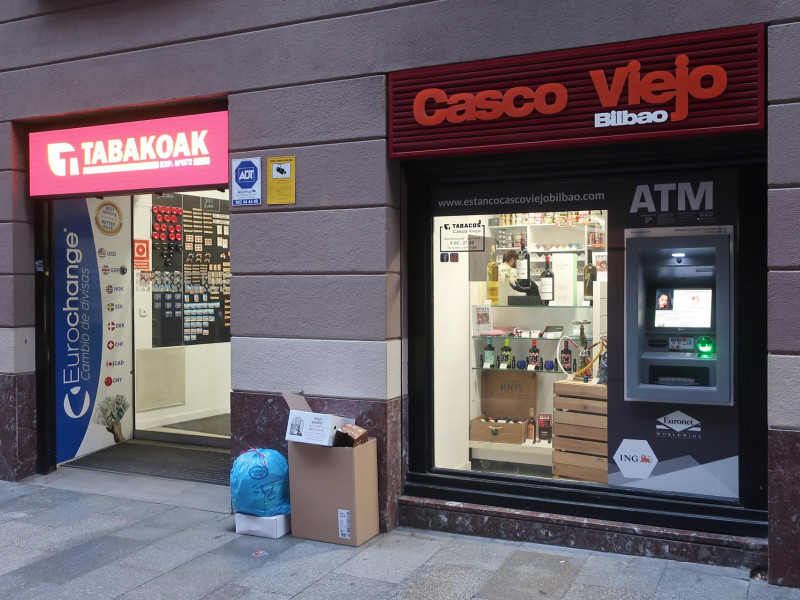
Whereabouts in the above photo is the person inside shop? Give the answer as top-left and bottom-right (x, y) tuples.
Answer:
(498, 250), (518, 284)
(656, 290), (673, 310)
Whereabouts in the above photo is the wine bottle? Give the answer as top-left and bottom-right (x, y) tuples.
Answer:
(501, 338), (512, 368)
(560, 340), (573, 372)
(583, 248), (597, 305)
(528, 339), (540, 370)
(483, 338), (495, 368)
(486, 245), (499, 306)
(516, 236), (530, 284)
(527, 408), (536, 441)
(540, 255), (554, 304)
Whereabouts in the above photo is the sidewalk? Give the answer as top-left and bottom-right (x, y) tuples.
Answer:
(0, 468), (791, 599)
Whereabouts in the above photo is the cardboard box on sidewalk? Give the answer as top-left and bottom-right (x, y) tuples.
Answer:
(234, 513), (291, 539)
(284, 392), (355, 446)
(288, 438), (379, 547)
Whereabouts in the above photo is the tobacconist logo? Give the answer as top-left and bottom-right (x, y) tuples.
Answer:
(613, 439), (658, 479)
(656, 410), (701, 440)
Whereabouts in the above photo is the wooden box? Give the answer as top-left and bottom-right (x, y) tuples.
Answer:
(479, 370), (537, 422)
(552, 380), (608, 484)
(469, 418), (526, 445)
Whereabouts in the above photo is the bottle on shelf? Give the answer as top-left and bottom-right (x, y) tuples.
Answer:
(509, 236), (539, 297)
(486, 245), (499, 306)
(528, 339), (541, 370)
(540, 255), (554, 305)
(501, 338), (513, 368)
(583, 248), (597, 305)
(483, 338), (495, 368)
(560, 340), (573, 372)
(527, 408), (536, 441)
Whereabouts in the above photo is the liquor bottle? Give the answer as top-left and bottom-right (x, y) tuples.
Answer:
(483, 338), (495, 368)
(527, 408), (536, 441)
(486, 245), (499, 306)
(528, 339), (540, 370)
(560, 340), (573, 372)
(540, 255), (554, 304)
(501, 338), (512, 368)
(516, 236), (530, 284)
(583, 248), (597, 305)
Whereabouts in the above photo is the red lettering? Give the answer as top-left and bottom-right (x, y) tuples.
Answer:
(412, 88), (448, 126)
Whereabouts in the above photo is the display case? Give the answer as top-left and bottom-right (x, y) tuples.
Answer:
(433, 210), (608, 480)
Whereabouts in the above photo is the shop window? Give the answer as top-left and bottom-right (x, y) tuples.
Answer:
(432, 210), (608, 483)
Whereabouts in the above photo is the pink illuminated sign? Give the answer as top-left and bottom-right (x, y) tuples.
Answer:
(29, 111), (229, 197)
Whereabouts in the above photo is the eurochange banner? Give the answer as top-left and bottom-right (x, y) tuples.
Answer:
(53, 197), (133, 463)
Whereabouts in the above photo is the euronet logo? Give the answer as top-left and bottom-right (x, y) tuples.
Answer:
(47, 129), (211, 177)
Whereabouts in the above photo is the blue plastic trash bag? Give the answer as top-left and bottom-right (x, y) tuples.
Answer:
(230, 448), (291, 517)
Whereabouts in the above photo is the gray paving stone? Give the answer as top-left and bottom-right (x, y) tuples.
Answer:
(79, 494), (175, 520)
(0, 573), (62, 600)
(0, 519), (54, 546)
(563, 583), (654, 600)
(243, 540), (360, 596)
(294, 572), (398, 599)
(429, 537), (517, 571)
(18, 533), (148, 584)
(117, 518), (238, 573)
(0, 544), (49, 577)
(748, 579), (800, 600)
(654, 567), (749, 600)
(333, 532), (443, 583)
(665, 559), (752, 580)
(476, 549), (585, 600)
(574, 554), (666, 592)
(16, 513), (140, 551)
(33, 563), (161, 600)
(394, 563), (492, 600)
(203, 584), (290, 600)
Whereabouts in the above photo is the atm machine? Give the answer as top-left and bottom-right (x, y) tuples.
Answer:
(624, 227), (733, 406)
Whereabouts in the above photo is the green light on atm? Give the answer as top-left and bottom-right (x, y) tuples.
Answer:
(697, 336), (714, 357)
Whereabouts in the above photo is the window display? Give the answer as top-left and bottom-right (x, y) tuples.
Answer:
(433, 209), (608, 481)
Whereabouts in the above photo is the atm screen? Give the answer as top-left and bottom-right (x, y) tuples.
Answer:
(654, 288), (713, 329)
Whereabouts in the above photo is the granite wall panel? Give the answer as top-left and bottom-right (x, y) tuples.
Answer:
(0, 373), (36, 481)
(768, 428), (800, 587)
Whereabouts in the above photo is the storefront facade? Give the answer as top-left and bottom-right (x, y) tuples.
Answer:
(0, 1), (798, 587)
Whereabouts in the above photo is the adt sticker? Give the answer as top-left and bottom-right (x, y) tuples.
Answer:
(231, 157), (262, 206)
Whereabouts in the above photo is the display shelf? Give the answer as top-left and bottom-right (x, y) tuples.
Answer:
(491, 304), (594, 309)
(469, 439), (553, 467)
(472, 367), (576, 374)
(495, 247), (586, 253)
(473, 335), (592, 341)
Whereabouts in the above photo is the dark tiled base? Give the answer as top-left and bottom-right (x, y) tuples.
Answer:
(231, 391), (401, 532)
(768, 428), (800, 587)
(399, 496), (767, 569)
(0, 373), (36, 481)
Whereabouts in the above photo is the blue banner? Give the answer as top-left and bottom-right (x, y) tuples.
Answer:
(53, 199), (102, 463)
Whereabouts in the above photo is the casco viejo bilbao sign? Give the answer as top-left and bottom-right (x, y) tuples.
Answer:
(388, 26), (763, 158)
(29, 111), (228, 197)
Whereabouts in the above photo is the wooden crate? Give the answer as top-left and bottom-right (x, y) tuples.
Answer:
(552, 380), (608, 484)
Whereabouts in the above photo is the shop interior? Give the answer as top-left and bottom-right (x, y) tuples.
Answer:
(433, 210), (609, 482)
(132, 190), (231, 443)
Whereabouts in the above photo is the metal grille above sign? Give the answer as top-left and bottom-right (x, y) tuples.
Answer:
(388, 26), (763, 159)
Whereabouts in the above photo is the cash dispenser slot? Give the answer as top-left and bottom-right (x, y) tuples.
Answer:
(624, 229), (733, 406)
